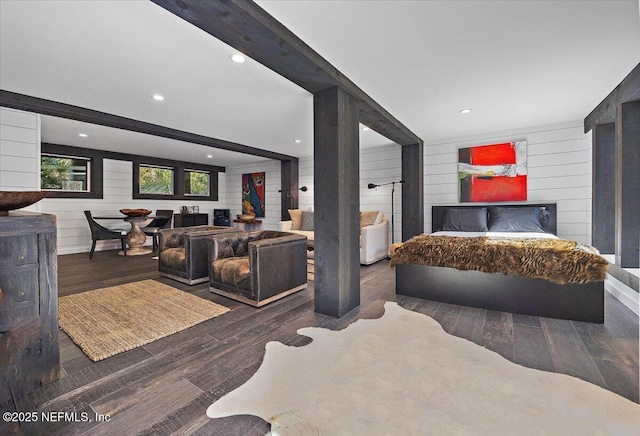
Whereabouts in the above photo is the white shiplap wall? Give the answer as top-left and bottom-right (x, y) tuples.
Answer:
(0, 108), (593, 252)
(224, 159), (281, 230)
(40, 158), (229, 254)
(424, 120), (592, 244)
(0, 108), (41, 210)
(224, 155), (384, 230)
(360, 144), (402, 244)
(297, 121), (593, 246)
(298, 156), (314, 211)
(293, 144), (402, 246)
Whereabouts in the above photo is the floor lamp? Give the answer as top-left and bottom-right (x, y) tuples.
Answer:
(277, 186), (308, 194)
(367, 181), (403, 244)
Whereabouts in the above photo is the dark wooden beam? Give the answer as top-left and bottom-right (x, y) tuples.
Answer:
(0, 90), (296, 162)
(151, 0), (422, 147)
(401, 142), (424, 241)
(615, 101), (640, 268)
(591, 123), (616, 254)
(280, 159), (300, 221)
(313, 86), (360, 317)
(357, 103), (419, 147)
(584, 63), (640, 133)
(42, 142), (226, 173)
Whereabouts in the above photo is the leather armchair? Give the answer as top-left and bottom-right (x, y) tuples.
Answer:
(208, 230), (308, 307)
(158, 225), (241, 285)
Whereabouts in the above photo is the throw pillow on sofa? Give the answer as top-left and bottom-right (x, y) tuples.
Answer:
(288, 209), (303, 230)
(360, 210), (379, 229)
(300, 211), (314, 231)
(374, 212), (384, 225)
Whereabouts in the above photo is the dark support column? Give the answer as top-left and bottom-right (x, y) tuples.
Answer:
(313, 86), (360, 318)
(615, 101), (640, 268)
(592, 123), (616, 253)
(280, 159), (299, 221)
(401, 142), (424, 241)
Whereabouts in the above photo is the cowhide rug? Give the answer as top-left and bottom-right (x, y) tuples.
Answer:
(207, 302), (639, 435)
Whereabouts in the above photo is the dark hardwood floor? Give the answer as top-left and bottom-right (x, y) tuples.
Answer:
(2, 249), (638, 435)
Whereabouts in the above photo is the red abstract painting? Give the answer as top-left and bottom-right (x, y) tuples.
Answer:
(458, 141), (527, 202)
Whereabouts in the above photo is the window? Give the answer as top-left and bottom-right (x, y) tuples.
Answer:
(40, 144), (220, 201)
(138, 164), (174, 195)
(133, 161), (219, 201)
(40, 144), (103, 199)
(184, 169), (210, 196)
(41, 154), (91, 192)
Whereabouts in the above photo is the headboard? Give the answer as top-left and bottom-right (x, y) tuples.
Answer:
(432, 203), (557, 235)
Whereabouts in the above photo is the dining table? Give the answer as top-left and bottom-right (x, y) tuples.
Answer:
(93, 215), (155, 256)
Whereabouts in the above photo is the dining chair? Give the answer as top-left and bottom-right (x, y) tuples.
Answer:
(84, 210), (127, 259)
(143, 209), (174, 252)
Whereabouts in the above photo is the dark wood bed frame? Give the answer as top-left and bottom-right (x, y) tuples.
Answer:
(395, 203), (605, 323)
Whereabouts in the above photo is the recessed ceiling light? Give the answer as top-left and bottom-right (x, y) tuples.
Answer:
(206, 154), (213, 158)
(230, 53), (246, 63)
(294, 139), (302, 143)
(152, 94), (165, 101)
(459, 108), (472, 114)
(361, 126), (370, 131)
(78, 133), (88, 137)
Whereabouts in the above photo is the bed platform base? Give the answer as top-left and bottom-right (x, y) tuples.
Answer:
(396, 264), (604, 323)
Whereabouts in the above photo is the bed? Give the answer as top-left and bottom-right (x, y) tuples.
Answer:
(393, 204), (607, 323)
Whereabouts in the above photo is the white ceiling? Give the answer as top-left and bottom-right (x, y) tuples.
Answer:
(1, 1), (639, 166)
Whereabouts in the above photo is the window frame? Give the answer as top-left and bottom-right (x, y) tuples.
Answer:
(40, 144), (103, 199)
(136, 163), (175, 196)
(40, 143), (221, 201)
(184, 168), (211, 197)
(41, 153), (92, 192)
(133, 162), (219, 201)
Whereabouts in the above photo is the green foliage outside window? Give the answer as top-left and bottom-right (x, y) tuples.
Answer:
(139, 165), (173, 195)
(185, 170), (209, 196)
(41, 155), (88, 191)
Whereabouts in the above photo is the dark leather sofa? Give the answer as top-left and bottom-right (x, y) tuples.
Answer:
(158, 225), (241, 284)
(208, 230), (308, 307)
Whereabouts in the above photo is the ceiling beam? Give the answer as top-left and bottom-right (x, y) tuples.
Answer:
(0, 90), (297, 162)
(584, 62), (640, 133)
(151, 0), (422, 146)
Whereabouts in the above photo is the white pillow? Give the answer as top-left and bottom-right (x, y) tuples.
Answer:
(374, 212), (384, 225)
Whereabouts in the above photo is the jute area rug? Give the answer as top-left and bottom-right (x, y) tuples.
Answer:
(58, 279), (229, 362)
(207, 302), (640, 435)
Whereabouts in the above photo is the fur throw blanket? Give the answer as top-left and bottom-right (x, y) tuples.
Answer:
(390, 235), (608, 284)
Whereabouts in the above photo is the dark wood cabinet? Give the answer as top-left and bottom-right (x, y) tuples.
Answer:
(173, 213), (208, 227)
(0, 212), (60, 403)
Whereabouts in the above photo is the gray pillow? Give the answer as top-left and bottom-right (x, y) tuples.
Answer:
(441, 208), (488, 232)
(300, 211), (314, 231)
(488, 207), (549, 232)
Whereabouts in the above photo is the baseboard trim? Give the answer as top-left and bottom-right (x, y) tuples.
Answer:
(160, 273), (208, 285)
(605, 274), (639, 315)
(58, 239), (154, 255)
(210, 283), (307, 307)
